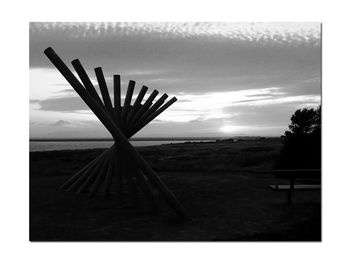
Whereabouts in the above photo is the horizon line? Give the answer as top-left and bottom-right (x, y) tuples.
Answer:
(30, 135), (280, 142)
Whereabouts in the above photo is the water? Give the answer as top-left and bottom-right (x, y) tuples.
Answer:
(29, 140), (202, 152)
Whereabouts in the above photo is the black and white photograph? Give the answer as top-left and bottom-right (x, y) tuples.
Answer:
(4, 0), (350, 261)
(29, 22), (321, 241)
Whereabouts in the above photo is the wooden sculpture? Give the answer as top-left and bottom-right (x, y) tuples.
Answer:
(44, 47), (188, 220)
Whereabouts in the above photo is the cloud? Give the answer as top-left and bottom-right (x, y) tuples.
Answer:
(31, 96), (89, 112)
(152, 87), (320, 123)
(31, 86), (320, 126)
(53, 120), (71, 126)
(29, 22), (321, 138)
(30, 22), (320, 98)
(30, 22), (320, 45)
(55, 88), (77, 94)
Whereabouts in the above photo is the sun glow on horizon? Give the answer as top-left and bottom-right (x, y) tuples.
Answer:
(220, 125), (239, 134)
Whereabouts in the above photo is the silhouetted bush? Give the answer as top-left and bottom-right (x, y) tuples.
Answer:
(276, 106), (321, 169)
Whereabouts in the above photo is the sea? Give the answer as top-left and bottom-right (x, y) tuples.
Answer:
(29, 140), (213, 152)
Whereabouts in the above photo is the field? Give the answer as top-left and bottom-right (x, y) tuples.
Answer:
(30, 138), (321, 241)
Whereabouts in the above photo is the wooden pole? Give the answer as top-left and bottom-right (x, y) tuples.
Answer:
(140, 97), (177, 128)
(44, 47), (189, 219)
(113, 75), (121, 125)
(128, 90), (159, 130)
(89, 158), (110, 196)
(126, 155), (159, 211)
(95, 67), (114, 117)
(71, 59), (103, 106)
(113, 145), (123, 202)
(60, 149), (109, 189)
(114, 147), (139, 207)
(67, 153), (106, 192)
(130, 93), (168, 136)
(140, 93), (168, 118)
(61, 158), (97, 190)
(77, 157), (109, 194)
(131, 97), (177, 137)
(121, 80), (135, 131)
(123, 168), (140, 207)
(102, 161), (114, 199)
(96, 158), (112, 198)
(126, 85), (148, 124)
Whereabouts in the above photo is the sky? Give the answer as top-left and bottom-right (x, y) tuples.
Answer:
(29, 22), (321, 138)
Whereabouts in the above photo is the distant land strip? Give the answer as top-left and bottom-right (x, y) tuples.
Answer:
(30, 136), (274, 142)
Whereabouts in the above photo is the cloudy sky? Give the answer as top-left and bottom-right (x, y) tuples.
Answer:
(29, 22), (321, 138)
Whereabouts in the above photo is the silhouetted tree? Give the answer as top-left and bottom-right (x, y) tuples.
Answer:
(276, 106), (321, 169)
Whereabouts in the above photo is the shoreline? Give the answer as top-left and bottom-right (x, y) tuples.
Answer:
(29, 136), (279, 142)
(30, 140), (213, 153)
(30, 137), (281, 153)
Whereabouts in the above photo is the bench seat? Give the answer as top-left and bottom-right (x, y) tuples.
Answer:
(270, 169), (321, 203)
(269, 184), (321, 190)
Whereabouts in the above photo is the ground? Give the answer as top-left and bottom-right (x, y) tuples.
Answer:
(30, 138), (321, 241)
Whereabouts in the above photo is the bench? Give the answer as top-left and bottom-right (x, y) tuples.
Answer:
(269, 169), (321, 204)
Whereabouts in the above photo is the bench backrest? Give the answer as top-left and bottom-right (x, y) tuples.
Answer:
(274, 169), (321, 179)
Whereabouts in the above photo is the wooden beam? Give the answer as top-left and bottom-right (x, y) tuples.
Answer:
(126, 155), (159, 211)
(113, 74), (121, 126)
(61, 158), (96, 190)
(77, 157), (109, 194)
(133, 97), (177, 136)
(67, 153), (106, 192)
(95, 67), (114, 117)
(102, 156), (115, 199)
(113, 146), (124, 202)
(130, 93), (168, 137)
(128, 89), (159, 132)
(139, 93), (168, 121)
(89, 159), (110, 196)
(121, 80), (135, 131)
(60, 149), (109, 190)
(120, 148), (140, 207)
(127, 85), (148, 125)
(71, 59), (103, 106)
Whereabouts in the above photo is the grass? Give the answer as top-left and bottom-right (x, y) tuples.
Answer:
(30, 137), (321, 241)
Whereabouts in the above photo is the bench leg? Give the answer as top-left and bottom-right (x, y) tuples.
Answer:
(287, 177), (295, 204)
